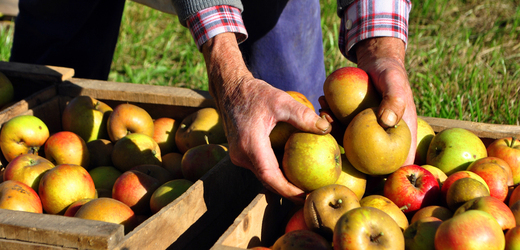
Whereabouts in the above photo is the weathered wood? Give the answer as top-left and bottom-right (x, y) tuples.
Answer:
(0, 209), (124, 249)
(0, 85), (58, 125)
(420, 116), (520, 139)
(0, 61), (74, 82)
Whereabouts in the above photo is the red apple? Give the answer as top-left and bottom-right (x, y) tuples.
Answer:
(469, 156), (514, 186)
(3, 153), (55, 193)
(0, 115), (49, 162)
(455, 195), (516, 231)
(0, 180), (42, 213)
(510, 185), (520, 207)
(152, 117), (180, 155)
(38, 164), (97, 215)
(112, 169), (162, 215)
(404, 216), (443, 250)
(441, 170), (490, 205)
(505, 226), (520, 250)
(333, 206), (404, 250)
(285, 207), (310, 234)
(161, 152), (184, 179)
(181, 143), (228, 182)
(74, 197), (139, 234)
(322, 66), (381, 127)
(111, 133), (162, 172)
(466, 159), (510, 202)
(487, 137), (520, 185)
(61, 95), (113, 143)
(44, 131), (90, 168)
(63, 198), (94, 217)
(434, 210), (505, 250)
(107, 103), (155, 142)
(383, 164), (441, 214)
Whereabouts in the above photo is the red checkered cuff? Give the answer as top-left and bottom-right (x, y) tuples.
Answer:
(186, 5), (248, 51)
(339, 0), (411, 63)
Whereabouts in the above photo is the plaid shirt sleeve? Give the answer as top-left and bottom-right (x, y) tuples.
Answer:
(186, 5), (248, 51)
(339, 0), (412, 63)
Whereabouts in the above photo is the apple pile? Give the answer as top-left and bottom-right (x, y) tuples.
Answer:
(260, 66), (520, 250)
(0, 95), (229, 233)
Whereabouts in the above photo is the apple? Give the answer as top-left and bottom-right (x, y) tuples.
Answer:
(505, 226), (520, 250)
(88, 166), (122, 198)
(441, 170), (490, 205)
(86, 139), (114, 169)
(466, 158), (510, 202)
(415, 117), (436, 165)
(343, 107), (411, 175)
(74, 197), (139, 234)
(410, 205), (453, 224)
(333, 206), (404, 250)
(421, 164), (448, 186)
(44, 131), (90, 168)
(269, 90), (315, 152)
(111, 133), (162, 172)
(175, 107), (227, 154)
(359, 194), (409, 231)
(454, 196), (516, 231)
(152, 117), (180, 155)
(0, 115), (50, 162)
(426, 127), (487, 176)
(107, 103), (155, 142)
(303, 184), (360, 239)
(0, 180), (42, 213)
(112, 169), (162, 215)
(181, 143), (228, 182)
(322, 66), (381, 127)
(510, 200), (520, 226)
(487, 137), (520, 185)
(285, 206), (310, 234)
(468, 156), (514, 186)
(63, 198), (94, 217)
(383, 164), (441, 214)
(161, 152), (184, 179)
(283, 132), (341, 192)
(434, 210), (505, 250)
(272, 230), (331, 250)
(149, 178), (193, 214)
(131, 164), (175, 184)
(0, 71), (14, 108)
(3, 153), (55, 193)
(403, 216), (443, 250)
(509, 185), (520, 207)
(445, 177), (490, 211)
(38, 164), (97, 215)
(61, 95), (113, 143)
(335, 152), (367, 200)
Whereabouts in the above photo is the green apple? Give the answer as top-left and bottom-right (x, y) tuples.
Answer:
(88, 166), (122, 198)
(404, 216), (443, 250)
(282, 132), (341, 192)
(426, 127), (487, 176)
(0, 72), (14, 108)
(0, 115), (49, 162)
(62, 95), (113, 143)
(149, 179), (193, 214)
(174, 107), (227, 154)
(111, 133), (162, 172)
(415, 117), (435, 165)
(343, 107), (411, 175)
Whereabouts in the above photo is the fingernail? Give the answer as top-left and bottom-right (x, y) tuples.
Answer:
(316, 116), (331, 132)
(381, 109), (397, 127)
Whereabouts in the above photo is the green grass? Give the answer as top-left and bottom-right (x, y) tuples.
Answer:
(1, 0), (519, 125)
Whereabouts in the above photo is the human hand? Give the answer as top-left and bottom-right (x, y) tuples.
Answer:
(202, 33), (332, 204)
(355, 37), (417, 165)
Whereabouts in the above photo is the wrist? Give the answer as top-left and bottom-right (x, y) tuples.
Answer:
(355, 37), (406, 69)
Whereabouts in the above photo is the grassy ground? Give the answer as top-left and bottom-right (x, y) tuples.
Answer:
(0, 0), (519, 125)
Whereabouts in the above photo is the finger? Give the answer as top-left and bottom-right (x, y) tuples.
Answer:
(281, 99), (332, 135)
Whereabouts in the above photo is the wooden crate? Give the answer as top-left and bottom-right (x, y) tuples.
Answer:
(212, 118), (520, 249)
(0, 78), (264, 249)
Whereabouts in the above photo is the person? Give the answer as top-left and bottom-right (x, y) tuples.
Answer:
(9, 0), (417, 204)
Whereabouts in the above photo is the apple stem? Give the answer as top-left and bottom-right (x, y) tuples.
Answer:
(330, 199), (343, 209)
(371, 232), (385, 243)
(400, 204), (410, 211)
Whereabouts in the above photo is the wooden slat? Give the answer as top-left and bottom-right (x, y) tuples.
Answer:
(0, 61), (74, 82)
(0, 85), (58, 125)
(420, 116), (520, 139)
(0, 209), (124, 249)
(59, 78), (216, 108)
